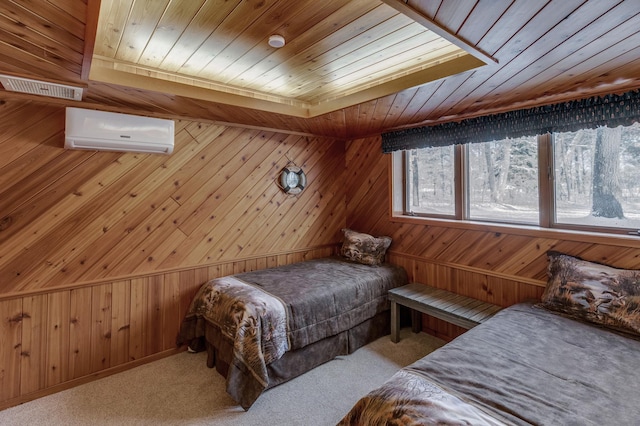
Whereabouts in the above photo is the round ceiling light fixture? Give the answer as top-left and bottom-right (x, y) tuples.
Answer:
(268, 34), (286, 48)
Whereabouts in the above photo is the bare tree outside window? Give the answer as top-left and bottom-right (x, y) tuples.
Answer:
(591, 126), (623, 219)
(411, 150), (419, 207)
(555, 123), (640, 229)
(406, 145), (455, 216)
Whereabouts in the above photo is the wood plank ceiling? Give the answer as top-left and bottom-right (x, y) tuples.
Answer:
(91, 0), (488, 118)
(0, 0), (639, 139)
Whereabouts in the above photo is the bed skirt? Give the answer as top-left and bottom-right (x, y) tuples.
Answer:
(193, 311), (390, 391)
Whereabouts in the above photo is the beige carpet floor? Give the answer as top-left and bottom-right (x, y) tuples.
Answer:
(0, 329), (444, 426)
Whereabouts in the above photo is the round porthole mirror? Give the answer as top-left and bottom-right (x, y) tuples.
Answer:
(279, 165), (306, 195)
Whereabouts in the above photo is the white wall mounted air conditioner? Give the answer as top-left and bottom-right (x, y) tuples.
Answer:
(65, 107), (175, 155)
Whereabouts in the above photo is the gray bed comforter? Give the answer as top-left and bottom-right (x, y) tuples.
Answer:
(339, 303), (640, 425)
(233, 257), (407, 350)
(178, 256), (407, 409)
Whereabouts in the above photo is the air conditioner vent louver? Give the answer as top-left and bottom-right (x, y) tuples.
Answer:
(0, 74), (83, 101)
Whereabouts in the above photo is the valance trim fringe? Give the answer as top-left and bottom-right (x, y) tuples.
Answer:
(381, 89), (640, 153)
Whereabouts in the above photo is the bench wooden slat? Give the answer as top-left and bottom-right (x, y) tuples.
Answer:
(389, 283), (502, 342)
(393, 286), (461, 306)
(446, 298), (486, 315)
(450, 299), (495, 318)
(412, 292), (471, 311)
(469, 304), (503, 322)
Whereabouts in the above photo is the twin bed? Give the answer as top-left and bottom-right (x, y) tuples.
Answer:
(178, 233), (640, 424)
(339, 252), (640, 425)
(339, 302), (640, 425)
(177, 229), (405, 409)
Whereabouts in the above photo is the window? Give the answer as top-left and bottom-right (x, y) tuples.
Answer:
(406, 146), (455, 217)
(554, 123), (640, 230)
(467, 137), (538, 224)
(396, 122), (640, 234)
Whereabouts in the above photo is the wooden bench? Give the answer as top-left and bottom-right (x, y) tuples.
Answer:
(389, 283), (502, 343)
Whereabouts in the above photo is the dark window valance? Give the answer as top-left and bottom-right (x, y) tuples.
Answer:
(381, 89), (640, 153)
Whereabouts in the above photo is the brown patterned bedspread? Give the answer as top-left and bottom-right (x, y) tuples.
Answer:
(340, 369), (510, 426)
(177, 257), (408, 409)
(180, 275), (289, 406)
(339, 303), (640, 425)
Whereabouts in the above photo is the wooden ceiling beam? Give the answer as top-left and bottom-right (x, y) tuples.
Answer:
(380, 0), (497, 65)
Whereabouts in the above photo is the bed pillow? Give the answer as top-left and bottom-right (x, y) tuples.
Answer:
(540, 251), (640, 336)
(340, 228), (392, 266)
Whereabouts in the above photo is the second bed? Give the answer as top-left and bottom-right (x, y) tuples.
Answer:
(177, 255), (407, 409)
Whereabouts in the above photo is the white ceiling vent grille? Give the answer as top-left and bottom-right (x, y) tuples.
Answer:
(0, 74), (83, 101)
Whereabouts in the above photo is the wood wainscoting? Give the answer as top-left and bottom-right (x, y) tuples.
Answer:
(386, 251), (545, 341)
(0, 246), (334, 410)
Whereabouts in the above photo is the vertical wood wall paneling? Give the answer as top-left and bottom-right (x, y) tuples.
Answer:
(162, 273), (182, 351)
(176, 270), (198, 329)
(110, 280), (131, 367)
(69, 287), (92, 379)
(45, 291), (70, 387)
(0, 299), (22, 401)
(90, 284), (112, 373)
(145, 275), (164, 357)
(19, 295), (46, 395)
(128, 277), (147, 363)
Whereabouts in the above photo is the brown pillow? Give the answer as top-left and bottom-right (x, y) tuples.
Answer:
(340, 228), (392, 266)
(540, 252), (640, 335)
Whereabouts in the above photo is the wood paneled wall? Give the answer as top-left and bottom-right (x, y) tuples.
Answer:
(0, 100), (346, 296)
(345, 136), (640, 341)
(0, 99), (345, 408)
(7, 98), (640, 408)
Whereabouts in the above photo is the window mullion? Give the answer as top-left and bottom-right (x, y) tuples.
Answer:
(455, 144), (465, 220)
(538, 133), (553, 228)
(402, 151), (409, 213)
